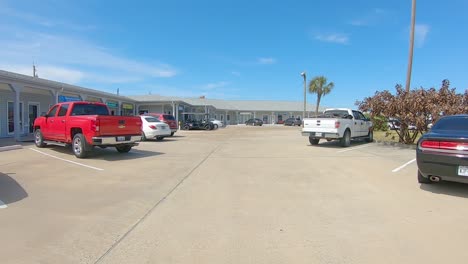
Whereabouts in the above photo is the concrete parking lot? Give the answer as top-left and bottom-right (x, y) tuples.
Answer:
(2, 125), (468, 264)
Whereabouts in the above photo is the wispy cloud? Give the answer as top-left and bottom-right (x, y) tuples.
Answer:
(201, 81), (230, 90)
(415, 24), (430, 47)
(349, 8), (388, 27)
(257, 57), (277, 65)
(0, 27), (177, 84)
(0, 3), (95, 31)
(315, 33), (349, 44)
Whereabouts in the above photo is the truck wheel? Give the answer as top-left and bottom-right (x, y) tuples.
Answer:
(34, 129), (46, 148)
(141, 132), (147, 141)
(309, 137), (320, 145)
(72, 133), (88, 158)
(418, 170), (432, 184)
(116, 145), (132, 153)
(214, 124), (218, 129)
(365, 130), (374, 142)
(340, 130), (351, 147)
(205, 125), (211, 130)
(184, 125), (190, 130)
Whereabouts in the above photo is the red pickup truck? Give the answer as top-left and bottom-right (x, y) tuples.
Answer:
(33, 101), (142, 158)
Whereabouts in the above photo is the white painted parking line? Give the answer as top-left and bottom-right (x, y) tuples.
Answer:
(0, 200), (7, 209)
(337, 144), (371, 153)
(29, 148), (104, 171)
(392, 158), (416, 173)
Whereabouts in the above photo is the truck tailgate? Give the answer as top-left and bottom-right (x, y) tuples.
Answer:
(303, 118), (337, 132)
(97, 116), (142, 136)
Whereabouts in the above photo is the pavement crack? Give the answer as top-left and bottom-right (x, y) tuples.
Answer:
(93, 138), (226, 264)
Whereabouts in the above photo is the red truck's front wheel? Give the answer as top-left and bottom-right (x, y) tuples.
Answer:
(34, 129), (46, 148)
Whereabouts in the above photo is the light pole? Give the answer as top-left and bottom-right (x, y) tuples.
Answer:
(301, 71), (306, 125)
(405, 0), (416, 93)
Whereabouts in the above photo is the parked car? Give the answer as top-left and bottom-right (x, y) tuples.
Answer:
(208, 118), (223, 129)
(387, 118), (401, 130)
(33, 102), (142, 158)
(277, 120), (285, 124)
(182, 119), (214, 130)
(302, 108), (373, 147)
(416, 115), (468, 184)
(245, 118), (263, 126)
(144, 113), (178, 136)
(284, 117), (302, 126)
(140, 116), (171, 141)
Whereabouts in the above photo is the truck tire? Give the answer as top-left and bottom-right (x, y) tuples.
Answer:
(205, 124), (211, 130)
(309, 137), (320, 145)
(365, 130), (374, 142)
(340, 130), (351, 147)
(72, 133), (88, 158)
(214, 124), (218, 129)
(34, 129), (46, 148)
(116, 145), (132, 153)
(418, 170), (432, 184)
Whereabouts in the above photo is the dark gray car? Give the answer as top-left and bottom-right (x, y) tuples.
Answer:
(284, 117), (301, 126)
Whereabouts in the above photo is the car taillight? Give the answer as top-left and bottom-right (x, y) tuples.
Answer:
(421, 140), (468, 151)
(149, 125), (157, 129)
(90, 119), (100, 132)
(335, 121), (340, 128)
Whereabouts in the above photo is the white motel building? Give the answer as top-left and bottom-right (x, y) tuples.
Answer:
(0, 70), (323, 140)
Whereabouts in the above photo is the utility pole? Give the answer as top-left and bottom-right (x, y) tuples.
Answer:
(301, 72), (306, 126)
(405, 0), (416, 93)
(33, 62), (38, 77)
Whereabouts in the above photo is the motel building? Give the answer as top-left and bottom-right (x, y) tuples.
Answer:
(0, 69), (322, 140)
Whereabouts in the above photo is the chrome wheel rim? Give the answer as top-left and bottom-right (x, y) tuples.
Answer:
(35, 132), (41, 144)
(73, 137), (82, 155)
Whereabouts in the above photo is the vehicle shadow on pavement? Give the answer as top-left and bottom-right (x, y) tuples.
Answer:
(311, 140), (370, 149)
(420, 182), (468, 198)
(40, 146), (164, 161)
(0, 173), (28, 206)
(88, 148), (164, 161)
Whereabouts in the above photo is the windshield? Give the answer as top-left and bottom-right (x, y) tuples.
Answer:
(144, 117), (160, 123)
(323, 110), (349, 118)
(432, 116), (468, 131)
(70, 104), (109, 115)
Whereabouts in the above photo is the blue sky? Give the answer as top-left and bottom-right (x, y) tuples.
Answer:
(1, 0), (467, 108)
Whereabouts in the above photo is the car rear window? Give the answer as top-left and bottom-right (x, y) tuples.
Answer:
(145, 117), (160, 123)
(71, 104), (109, 115)
(432, 116), (468, 131)
(163, 115), (175, 120)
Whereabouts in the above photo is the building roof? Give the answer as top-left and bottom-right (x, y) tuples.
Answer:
(129, 94), (324, 112)
(0, 70), (136, 102)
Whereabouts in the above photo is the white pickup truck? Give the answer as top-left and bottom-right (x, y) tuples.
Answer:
(301, 108), (373, 147)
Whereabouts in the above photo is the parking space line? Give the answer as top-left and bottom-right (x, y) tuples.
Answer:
(392, 158), (416, 172)
(337, 144), (371, 153)
(29, 148), (104, 171)
(0, 200), (7, 209)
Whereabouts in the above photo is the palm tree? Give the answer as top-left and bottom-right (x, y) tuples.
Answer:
(308, 76), (334, 116)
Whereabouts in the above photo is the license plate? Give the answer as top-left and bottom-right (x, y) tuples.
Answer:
(117, 136), (126, 142)
(459, 166), (468, 177)
(315, 133), (322, 137)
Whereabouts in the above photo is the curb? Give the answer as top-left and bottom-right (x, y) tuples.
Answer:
(373, 140), (417, 150)
(0, 145), (23, 152)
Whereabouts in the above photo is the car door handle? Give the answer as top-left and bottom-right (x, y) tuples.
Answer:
(61, 120), (66, 123)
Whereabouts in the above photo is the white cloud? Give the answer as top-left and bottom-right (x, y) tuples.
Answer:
(0, 28), (177, 84)
(202, 81), (229, 90)
(257, 57), (277, 65)
(0, 64), (85, 83)
(315, 33), (349, 44)
(415, 24), (430, 47)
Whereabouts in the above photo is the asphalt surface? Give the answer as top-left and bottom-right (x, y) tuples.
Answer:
(1, 125), (468, 264)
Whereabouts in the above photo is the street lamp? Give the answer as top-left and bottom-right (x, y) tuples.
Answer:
(301, 71), (306, 125)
